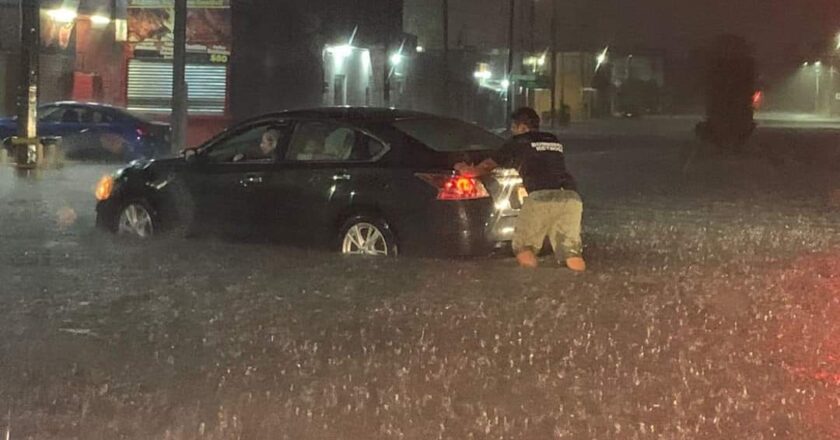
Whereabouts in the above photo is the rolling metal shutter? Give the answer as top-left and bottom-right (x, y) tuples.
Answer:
(127, 59), (227, 114)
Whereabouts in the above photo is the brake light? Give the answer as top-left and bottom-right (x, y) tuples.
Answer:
(416, 173), (490, 200)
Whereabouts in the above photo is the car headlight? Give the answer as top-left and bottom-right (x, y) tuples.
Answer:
(95, 175), (115, 201)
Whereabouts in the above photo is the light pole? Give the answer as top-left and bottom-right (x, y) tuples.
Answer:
(171, 0), (188, 152)
(815, 61), (822, 114)
(15, 0), (41, 168)
(442, 0), (449, 116)
(549, 0), (557, 128)
(505, 0), (516, 126)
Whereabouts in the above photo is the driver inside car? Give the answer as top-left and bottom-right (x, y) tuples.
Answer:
(233, 128), (281, 162)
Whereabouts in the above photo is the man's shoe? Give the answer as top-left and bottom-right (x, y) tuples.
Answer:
(565, 257), (586, 272)
(516, 250), (538, 268)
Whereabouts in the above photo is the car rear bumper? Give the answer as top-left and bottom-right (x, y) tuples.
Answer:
(398, 199), (516, 257)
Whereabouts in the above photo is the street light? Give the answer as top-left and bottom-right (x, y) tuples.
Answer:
(90, 14), (111, 26)
(48, 8), (78, 23)
(473, 70), (492, 80)
(596, 47), (609, 70)
(390, 53), (403, 66)
(327, 44), (354, 59)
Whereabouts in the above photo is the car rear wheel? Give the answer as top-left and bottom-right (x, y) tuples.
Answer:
(340, 217), (398, 257)
(117, 202), (155, 239)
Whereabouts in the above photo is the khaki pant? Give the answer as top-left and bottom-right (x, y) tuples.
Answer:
(513, 189), (583, 259)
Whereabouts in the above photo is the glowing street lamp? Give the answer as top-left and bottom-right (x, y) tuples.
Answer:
(48, 8), (78, 23)
(390, 53), (403, 66)
(327, 44), (354, 59)
(90, 14), (111, 26)
(595, 47), (609, 70)
(473, 70), (492, 80)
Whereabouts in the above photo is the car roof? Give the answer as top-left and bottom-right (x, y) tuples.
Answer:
(47, 101), (123, 112)
(255, 107), (437, 124)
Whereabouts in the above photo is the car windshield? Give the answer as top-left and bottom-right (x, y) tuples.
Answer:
(37, 106), (61, 121)
(391, 118), (504, 152)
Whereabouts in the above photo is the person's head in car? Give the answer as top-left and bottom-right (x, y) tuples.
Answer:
(259, 129), (281, 157)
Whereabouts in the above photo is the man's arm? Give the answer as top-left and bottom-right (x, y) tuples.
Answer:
(455, 138), (519, 176)
(454, 158), (499, 177)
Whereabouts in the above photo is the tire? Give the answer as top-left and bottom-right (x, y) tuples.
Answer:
(339, 215), (398, 257)
(116, 200), (157, 239)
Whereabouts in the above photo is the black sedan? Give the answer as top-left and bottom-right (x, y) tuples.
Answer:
(95, 108), (527, 256)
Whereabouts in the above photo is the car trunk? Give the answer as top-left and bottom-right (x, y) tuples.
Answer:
(481, 167), (526, 243)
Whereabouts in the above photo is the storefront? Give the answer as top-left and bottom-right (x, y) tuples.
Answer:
(122, 0), (231, 144)
(124, 0), (230, 114)
(33, 0), (235, 145)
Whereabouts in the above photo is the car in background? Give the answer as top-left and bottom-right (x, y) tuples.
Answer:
(94, 108), (526, 257)
(1, 101), (170, 161)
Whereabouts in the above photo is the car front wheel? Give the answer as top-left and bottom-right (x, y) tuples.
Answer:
(117, 201), (155, 239)
(340, 216), (398, 257)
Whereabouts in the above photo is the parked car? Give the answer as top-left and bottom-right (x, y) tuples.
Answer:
(95, 108), (526, 256)
(1, 101), (170, 161)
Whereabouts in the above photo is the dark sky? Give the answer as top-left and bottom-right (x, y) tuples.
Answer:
(444, 0), (840, 63)
(594, 0), (840, 60)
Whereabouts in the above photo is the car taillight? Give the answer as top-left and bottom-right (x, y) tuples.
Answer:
(136, 126), (148, 137)
(416, 173), (490, 201)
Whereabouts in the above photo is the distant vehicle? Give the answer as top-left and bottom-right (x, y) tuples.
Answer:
(0, 101), (170, 161)
(95, 108), (526, 256)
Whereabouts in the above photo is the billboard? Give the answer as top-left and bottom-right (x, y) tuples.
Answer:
(128, 0), (230, 62)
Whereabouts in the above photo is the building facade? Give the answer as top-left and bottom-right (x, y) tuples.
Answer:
(230, 0), (405, 121)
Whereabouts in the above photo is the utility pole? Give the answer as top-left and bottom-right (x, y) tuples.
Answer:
(384, 46), (391, 107)
(549, 0), (557, 128)
(15, 0), (40, 168)
(815, 64), (822, 114)
(529, 0), (536, 52)
(171, 0), (188, 152)
(442, 0), (450, 115)
(506, 0), (516, 125)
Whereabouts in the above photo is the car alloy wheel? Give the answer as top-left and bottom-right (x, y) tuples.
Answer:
(117, 202), (155, 239)
(341, 221), (393, 256)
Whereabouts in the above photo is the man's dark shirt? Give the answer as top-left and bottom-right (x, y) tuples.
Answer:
(492, 131), (577, 192)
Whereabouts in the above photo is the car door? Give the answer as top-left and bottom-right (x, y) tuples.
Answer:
(37, 105), (67, 137)
(68, 106), (110, 158)
(265, 119), (389, 246)
(185, 120), (290, 236)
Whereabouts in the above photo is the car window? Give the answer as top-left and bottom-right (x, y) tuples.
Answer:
(391, 117), (504, 152)
(91, 110), (113, 124)
(352, 134), (387, 161)
(286, 121), (356, 162)
(59, 108), (81, 124)
(77, 108), (95, 124)
(39, 106), (64, 123)
(113, 107), (151, 123)
(205, 123), (289, 163)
